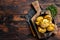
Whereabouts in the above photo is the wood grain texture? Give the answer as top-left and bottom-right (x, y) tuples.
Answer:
(0, 0), (60, 40)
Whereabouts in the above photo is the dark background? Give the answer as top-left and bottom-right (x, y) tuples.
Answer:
(0, 0), (60, 40)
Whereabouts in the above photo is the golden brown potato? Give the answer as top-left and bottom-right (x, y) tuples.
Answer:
(36, 16), (43, 22)
(35, 22), (40, 25)
(38, 27), (46, 33)
(40, 19), (50, 28)
(47, 23), (55, 31)
(44, 15), (52, 21)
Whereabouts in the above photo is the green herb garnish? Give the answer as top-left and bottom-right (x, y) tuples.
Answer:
(46, 5), (57, 18)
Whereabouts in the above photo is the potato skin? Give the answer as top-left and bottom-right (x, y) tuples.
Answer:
(36, 16), (43, 22)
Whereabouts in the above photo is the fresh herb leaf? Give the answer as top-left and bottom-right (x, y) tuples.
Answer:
(46, 5), (57, 18)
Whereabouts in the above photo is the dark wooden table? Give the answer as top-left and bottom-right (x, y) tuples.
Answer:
(0, 0), (60, 40)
